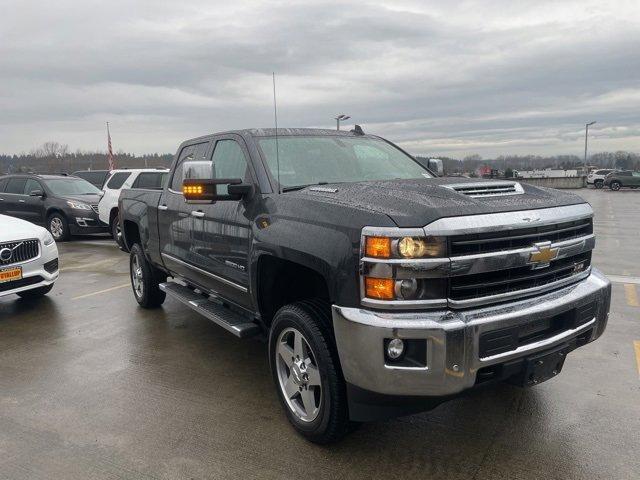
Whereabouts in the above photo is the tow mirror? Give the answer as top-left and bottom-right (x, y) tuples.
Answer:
(29, 189), (44, 197)
(182, 178), (253, 203)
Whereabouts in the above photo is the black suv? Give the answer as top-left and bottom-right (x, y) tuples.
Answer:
(0, 174), (109, 241)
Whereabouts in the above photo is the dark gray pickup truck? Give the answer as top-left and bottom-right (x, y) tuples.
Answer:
(119, 127), (611, 443)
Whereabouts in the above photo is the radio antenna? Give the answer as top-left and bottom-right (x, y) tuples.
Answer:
(272, 72), (281, 194)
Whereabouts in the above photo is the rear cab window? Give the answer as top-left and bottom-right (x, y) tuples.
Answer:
(5, 178), (27, 194)
(106, 172), (132, 189)
(132, 172), (168, 190)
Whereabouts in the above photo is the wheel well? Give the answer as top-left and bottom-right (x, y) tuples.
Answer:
(46, 208), (67, 221)
(109, 207), (119, 226)
(257, 256), (330, 327)
(123, 220), (141, 250)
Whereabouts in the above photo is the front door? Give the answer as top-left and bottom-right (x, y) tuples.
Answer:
(157, 141), (210, 279)
(190, 137), (254, 310)
(2, 178), (28, 220)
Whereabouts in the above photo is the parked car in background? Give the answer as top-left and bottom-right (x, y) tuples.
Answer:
(72, 170), (111, 189)
(586, 169), (616, 188)
(604, 170), (640, 191)
(0, 213), (59, 299)
(0, 174), (109, 241)
(97, 168), (169, 245)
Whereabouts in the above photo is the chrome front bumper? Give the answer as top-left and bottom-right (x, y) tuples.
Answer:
(332, 269), (611, 397)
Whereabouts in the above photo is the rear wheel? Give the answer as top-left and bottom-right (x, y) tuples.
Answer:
(48, 213), (69, 241)
(610, 180), (622, 191)
(594, 180), (604, 189)
(111, 213), (124, 248)
(17, 284), (54, 299)
(269, 300), (352, 444)
(129, 244), (166, 308)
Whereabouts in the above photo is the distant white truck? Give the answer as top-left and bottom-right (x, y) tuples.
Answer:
(97, 168), (169, 245)
(586, 169), (616, 188)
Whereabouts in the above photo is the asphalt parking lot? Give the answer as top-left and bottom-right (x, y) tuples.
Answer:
(1, 188), (639, 480)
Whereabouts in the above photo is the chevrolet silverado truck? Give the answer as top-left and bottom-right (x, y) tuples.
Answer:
(119, 128), (611, 444)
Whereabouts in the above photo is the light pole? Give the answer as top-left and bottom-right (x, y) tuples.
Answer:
(335, 114), (350, 130)
(584, 121), (596, 164)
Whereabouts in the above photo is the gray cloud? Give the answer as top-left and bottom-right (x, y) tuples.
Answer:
(1, 0), (639, 157)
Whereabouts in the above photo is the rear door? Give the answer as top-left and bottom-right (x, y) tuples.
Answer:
(158, 141), (211, 279)
(189, 136), (254, 309)
(0, 178), (8, 214)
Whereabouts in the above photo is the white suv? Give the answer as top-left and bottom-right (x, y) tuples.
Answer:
(98, 169), (169, 244)
(0, 214), (59, 299)
(587, 169), (615, 188)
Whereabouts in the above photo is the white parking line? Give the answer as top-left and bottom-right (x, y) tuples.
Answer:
(71, 283), (130, 300)
(606, 274), (640, 285)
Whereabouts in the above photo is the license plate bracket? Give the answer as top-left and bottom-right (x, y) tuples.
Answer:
(520, 345), (568, 387)
(0, 266), (22, 283)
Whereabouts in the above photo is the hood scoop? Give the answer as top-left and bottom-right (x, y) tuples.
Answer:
(443, 181), (525, 198)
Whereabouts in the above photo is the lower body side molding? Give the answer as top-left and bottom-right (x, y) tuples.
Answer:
(159, 282), (260, 338)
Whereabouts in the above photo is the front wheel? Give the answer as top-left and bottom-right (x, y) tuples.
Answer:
(269, 300), (352, 444)
(129, 244), (166, 308)
(610, 181), (622, 191)
(48, 213), (69, 241)
(17, 284), (54, 299)
(594, 180), (604, 189)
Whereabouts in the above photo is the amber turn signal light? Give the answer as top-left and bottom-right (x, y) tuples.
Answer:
(365, 277), (395, 300)
(365, 236), (391, 258)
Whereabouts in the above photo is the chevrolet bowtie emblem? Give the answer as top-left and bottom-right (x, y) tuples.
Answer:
(528, 241), (558, 269)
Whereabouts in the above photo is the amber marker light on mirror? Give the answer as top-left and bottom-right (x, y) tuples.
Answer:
(365, 277), (395, 300)
(365, 236), (392, 258)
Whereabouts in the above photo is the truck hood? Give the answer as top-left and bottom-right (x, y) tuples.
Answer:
(288, 178), (587, 227)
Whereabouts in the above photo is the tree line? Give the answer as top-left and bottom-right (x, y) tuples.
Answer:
(0, 142), (173, 175)
(1, 141), (638, 176)
(417, 150), (640, 175)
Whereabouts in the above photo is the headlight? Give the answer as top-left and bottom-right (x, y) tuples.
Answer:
(43, 231), (55, 246)
(66, 201), (92, 210)
(364, 235), (446, 258)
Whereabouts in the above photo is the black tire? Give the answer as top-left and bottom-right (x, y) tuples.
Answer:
(111, 213), (125, 249)
(610, 180), (622, 191)
(48, 213), (70, 241)
(17, 284), (54, 299)
(594, 180), (603, 189)
(129, 243), (166, 308)
(269, 299), (352, 444)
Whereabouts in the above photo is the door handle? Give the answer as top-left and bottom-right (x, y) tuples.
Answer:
(158, 205), (168, 211)
(191, 210), (205, 218)
(18, 199), (25, 203)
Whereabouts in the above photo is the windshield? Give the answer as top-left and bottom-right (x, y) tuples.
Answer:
(44, 178), (101, 196)
(257, 136), (432, 189)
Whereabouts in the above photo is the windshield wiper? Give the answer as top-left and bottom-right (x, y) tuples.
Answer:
(281, 182), (331, 193)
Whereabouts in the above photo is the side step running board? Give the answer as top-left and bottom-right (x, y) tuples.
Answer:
(160, 282), (260, 338)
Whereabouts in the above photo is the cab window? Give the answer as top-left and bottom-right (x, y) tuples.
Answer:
(5, 178), (27, 194)
(23, 179), (42, 195)
(106, 172), (131, 189)
(170, 142), (209, 192)
(211, 140), (249, 195)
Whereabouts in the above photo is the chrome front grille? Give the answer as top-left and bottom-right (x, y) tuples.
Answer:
(0, 239), (40, 266)
(449, 217), (593, 256)
(450, 252), (591, 301)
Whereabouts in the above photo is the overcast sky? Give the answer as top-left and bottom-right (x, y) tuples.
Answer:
(1, 0), (639, 158)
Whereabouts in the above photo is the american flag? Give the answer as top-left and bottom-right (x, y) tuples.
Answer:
(106, 122), (116, 170)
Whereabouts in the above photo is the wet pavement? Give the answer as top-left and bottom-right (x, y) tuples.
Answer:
(0, 188), (639, 479)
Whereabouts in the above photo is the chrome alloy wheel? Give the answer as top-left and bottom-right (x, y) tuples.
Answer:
(276, 327), (322, 422)
(131, 253), (144, 299)
(50, 217), (64, 239)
